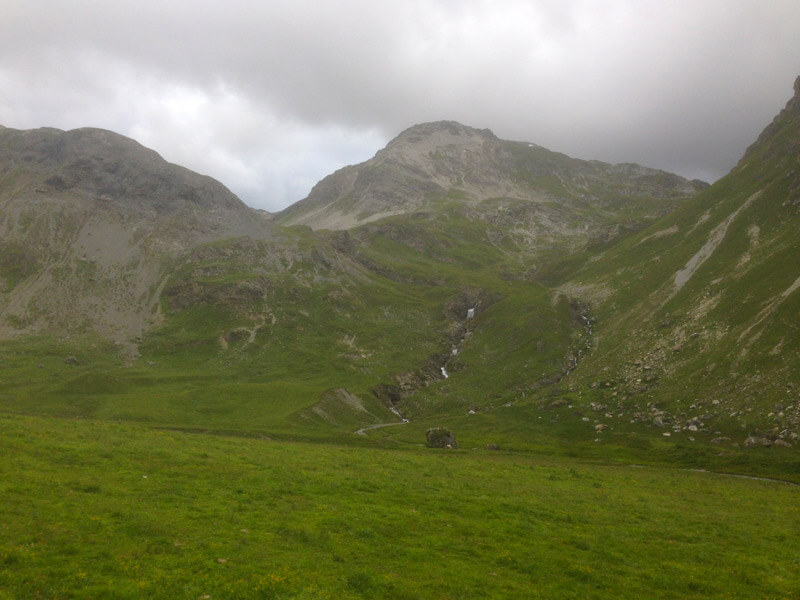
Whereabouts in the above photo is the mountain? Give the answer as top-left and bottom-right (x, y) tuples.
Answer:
(4, 80), (800, 600)
(278, 120), (706, 246)
(554, 76), (800, 445)
(0, 118), (708, 443)
(1, 75), (798, 464)
(0, 121), (703, 360)
(0, 126), (271, 351)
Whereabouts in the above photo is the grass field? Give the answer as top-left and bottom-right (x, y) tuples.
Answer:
(1, 414), (798, 599)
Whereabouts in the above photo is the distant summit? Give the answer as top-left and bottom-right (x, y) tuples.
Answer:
(0, 126), (250, 215)
(742, 75), (800, 164)
(277, 120), (706, 231)
(0, 126), (270, 349)
(385, 120), (498, 146)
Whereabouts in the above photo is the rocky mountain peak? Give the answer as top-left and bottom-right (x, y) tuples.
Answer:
(278, 119), (706, 231)
(387, 120), (497, 147)
(0, 126), (249, 216)
(742, 75), (800, 165)
(0, 125), (271, 349)
(379, 121), (499, 164)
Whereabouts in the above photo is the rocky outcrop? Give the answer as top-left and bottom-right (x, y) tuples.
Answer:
(426, 427), (458, 449)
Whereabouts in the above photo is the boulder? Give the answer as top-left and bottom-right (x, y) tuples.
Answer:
(426, 427), (458, 449)
(744, 436), (772, 448)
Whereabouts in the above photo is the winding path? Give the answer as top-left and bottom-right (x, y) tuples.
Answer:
(354, 420), (410, 436)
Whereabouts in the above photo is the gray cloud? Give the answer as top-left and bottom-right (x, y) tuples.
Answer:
(1, 0), (799, 210)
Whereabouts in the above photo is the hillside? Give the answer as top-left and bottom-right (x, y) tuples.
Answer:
(549, 76), (800, 447)
(0, 119), (709, 437)
(0, 126), (271, 351)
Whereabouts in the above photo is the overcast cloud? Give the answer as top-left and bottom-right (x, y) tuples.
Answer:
(2, 0), (799, 211)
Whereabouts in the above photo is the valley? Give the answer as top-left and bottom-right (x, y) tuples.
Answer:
(1, 78), (799, 598)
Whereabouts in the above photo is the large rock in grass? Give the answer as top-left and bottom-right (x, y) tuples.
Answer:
(426, 427), (458, 449)
(744, 436), (772, 448)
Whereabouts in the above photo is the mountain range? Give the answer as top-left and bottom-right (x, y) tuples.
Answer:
(1, 77), (798, 455)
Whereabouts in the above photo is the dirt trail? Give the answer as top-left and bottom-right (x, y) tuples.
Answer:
(354, 406), (410, 436)
(354, 420), (410, 436)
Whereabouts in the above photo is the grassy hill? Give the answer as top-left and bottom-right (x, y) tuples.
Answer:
(549, 76), (800, 450)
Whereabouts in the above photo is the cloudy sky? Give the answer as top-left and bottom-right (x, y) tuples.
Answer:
(2, 1), (799, 211)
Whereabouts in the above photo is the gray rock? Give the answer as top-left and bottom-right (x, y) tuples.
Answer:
(426, 427), (458, 449)
(744, 436), (772, 448)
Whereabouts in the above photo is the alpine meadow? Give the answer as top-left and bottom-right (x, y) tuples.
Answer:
(1, 76), (799, 599)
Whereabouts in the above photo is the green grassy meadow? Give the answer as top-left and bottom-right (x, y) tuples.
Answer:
(2, 414), (798, 600)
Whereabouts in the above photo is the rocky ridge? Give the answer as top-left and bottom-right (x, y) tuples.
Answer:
(0, 126), (271, 351)
(277, 120), (707, 240)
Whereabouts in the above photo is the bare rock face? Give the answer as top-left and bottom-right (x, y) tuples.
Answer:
(0, 126), (272, 351)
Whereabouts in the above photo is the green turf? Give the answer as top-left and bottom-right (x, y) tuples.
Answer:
(1, 414), (798, 600)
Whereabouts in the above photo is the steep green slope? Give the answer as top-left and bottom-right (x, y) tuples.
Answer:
(553, 77), (800, 447)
